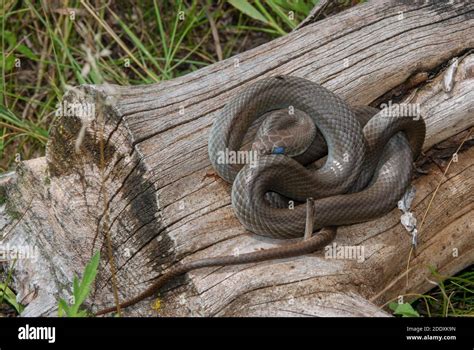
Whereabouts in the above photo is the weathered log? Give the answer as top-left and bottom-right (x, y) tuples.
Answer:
(1, 0), (473, 317)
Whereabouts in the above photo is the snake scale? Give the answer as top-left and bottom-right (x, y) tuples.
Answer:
(95, 75), (425, 315)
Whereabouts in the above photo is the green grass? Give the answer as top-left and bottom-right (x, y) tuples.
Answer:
(412, 266), (474, 317)
(0, 0), (471, 317)
(0, 258), (25, 314)
(384, 266), (474, 317)
(1, 0), (316, 171)
(58, 252), (100, 317)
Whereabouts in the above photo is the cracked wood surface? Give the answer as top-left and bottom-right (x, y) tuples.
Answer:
(1, 0), (473, 316)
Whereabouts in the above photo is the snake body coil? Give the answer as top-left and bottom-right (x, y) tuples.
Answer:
(95, 75), (425, 315)
(209, 75), (425, 238)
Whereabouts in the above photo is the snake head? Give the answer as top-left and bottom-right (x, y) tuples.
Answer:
(251, 139), (271, 156)
(252, 110), (316, 158)
(251, 134), (286, 156)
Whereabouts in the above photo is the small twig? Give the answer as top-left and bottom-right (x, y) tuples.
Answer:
(205, 7), (223, 61)
(294, 0), (331, 30)
(304, 197), (315, 240)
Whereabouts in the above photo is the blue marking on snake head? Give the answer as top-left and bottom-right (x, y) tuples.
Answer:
(272, 146), (285, 154)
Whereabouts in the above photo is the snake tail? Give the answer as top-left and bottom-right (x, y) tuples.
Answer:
(94, 227), (336, 315)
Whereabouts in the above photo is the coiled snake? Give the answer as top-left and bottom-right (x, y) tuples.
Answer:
(95, 75), (425, 315)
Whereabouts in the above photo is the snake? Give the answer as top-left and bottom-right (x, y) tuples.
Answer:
(95, 75), (425, 315)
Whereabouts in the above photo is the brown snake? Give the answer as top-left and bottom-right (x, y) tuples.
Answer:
(95, 75), (425, 315)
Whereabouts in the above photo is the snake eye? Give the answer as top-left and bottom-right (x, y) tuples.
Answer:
(272, 146), (285, 154)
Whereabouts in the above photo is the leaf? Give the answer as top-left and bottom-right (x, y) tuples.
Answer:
(72, 252), (100, 313)
(0, 55), (15, 71)
(2, 31), (17, 47)
(391, 302), (420, 317)
(16, 44), (39, 60)
(228, 0), (270, 25)
(81, 252), (100, 294)
(58, 299), (71, 317)
(57, 252), (100, 317)
(70, 276), (80, 314)
(75, 309), (88, 317)
(388, 302), (398, 311)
